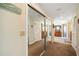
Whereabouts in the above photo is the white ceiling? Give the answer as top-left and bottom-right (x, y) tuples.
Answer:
(38, 3), (79, 20)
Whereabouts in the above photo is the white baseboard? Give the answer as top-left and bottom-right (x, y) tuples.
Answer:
(40, 50), (45, 56)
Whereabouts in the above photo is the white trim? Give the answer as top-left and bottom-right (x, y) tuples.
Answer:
(29, 40), (38, 45)
(40, 50), (45, 56)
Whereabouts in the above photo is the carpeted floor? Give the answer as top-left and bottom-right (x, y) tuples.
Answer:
(28, 40), (44, 56)
(42, 42), (77, 56)
(28, 40), (77, 56)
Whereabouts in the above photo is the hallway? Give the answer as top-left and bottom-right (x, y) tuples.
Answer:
(28, 3), (79, 56)
(0, 3), (79, 56)
(28, 40), (76, 56)
(42, 42), (76, 56)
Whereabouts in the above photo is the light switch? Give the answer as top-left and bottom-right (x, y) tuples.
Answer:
(20, 31), (25, 36)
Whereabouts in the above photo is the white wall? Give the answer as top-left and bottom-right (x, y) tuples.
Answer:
(71, 5), (79, 55)
(0, 3), (26, 56)
(74, 5), (79, 55)
(28, 17), (42, 44)
(72, 16), (77, 50)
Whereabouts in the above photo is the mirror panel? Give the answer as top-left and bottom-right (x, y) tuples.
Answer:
(28, 5), (45, 56)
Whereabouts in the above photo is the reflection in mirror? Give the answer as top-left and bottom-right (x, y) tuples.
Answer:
(28, 5), (45, 56)
(54, 25), (61, 37)
(45, 19), (52, 41)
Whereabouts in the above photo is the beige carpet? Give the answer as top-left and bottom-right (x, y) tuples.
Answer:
(42, 42), (77, 56)
(28, 40), (44, 56)
(28, 40), (77, 56)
